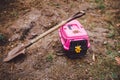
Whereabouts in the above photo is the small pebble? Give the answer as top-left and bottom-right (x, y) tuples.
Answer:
(85, 69), (88, 74)
(118, 51), (120, 54)
(11, 45), (14, 48)
(90, 62), (93, 66)
(103, 41), (107, 45)
(79, 65), (82, 67)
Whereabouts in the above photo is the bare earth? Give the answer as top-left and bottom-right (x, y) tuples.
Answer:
(0, 0), (120, 80)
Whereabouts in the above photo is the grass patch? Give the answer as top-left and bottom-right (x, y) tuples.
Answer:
(98, 3), (105, 10)
(89, 28), (120, 79)
(107, 24), (116, 38)
(107, 31), (115, 38)
(90, 55), (120, 80)
(0, 33), (8, 46)
(95, 0), (105, 10)
(46, 53), (54, 62)
(106, 50), (112, 55)
(0, 34), (5, 41)
(95, 0), (100, 3)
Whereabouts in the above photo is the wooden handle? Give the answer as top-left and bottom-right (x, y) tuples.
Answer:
(68, 11), (85, 22)
(30, 20), (67, 44)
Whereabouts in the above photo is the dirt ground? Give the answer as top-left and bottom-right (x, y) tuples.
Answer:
(0, 0), (120, 80)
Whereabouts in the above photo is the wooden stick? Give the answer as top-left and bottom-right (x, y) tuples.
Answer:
(30, 20), (67, 44)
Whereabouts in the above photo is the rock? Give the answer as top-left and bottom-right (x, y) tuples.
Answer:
(118, 51), (120, 54)
(116, 23), (120, 27)
(90, 62), (93, 66)
(11, 45), (14, 48)
(103, 41), (108, 45)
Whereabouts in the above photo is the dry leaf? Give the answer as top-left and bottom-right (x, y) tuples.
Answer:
(115, 57), (120, 65)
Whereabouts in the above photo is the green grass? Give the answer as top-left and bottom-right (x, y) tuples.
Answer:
(98, 3), (105, 10)
(95, 0), (101, 3)
(89, 55), (120, 80)
(95, 0), (105, 10)
(107, 32), (115, 38)
(0, 33), (8, 45)
(88, 22), (120, 79)
(0, 34), (5, 41)
(107, 25), (116, 38)
(46, 54), (54, 62)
